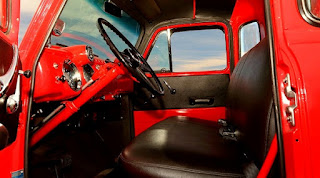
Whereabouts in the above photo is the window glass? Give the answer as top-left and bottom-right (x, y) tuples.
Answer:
(171, 28), (227, 72)
(19, 0), (41, 45)
(307, 0), (320, 18)
(240, 22), (260, 57)
(51, 0), (140, 61)
(147, 31), (170, 72)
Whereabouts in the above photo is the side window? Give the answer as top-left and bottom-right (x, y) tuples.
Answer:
(147, 27), (227, 73)
(147, 31), (170, 72)
(171, 28), (226, 72)
(239, 21), (260, 57)
(0, 0), (9, 32)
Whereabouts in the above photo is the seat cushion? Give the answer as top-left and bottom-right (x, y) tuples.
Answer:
(119, 116), (248, 177)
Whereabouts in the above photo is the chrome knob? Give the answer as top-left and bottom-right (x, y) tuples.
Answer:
(6, 95), (18, 114)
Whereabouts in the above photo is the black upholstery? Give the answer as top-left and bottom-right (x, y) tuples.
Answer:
(227, 39), (274, 167)
(120, 116), (246, 177)
(0, 123), (9, 150)
(119, 38), (275, 177)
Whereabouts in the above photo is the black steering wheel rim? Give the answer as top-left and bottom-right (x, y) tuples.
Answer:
(97, 18), (164, 95)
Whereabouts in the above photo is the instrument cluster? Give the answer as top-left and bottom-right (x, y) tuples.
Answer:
(33, 45), (133, 103)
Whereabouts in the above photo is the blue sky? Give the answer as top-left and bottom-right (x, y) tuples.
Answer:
(19, 0), (41, 45)
(19, 0), (227, 73)
(171, 29), (227, 72)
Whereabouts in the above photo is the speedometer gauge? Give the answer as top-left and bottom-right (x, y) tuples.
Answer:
(83, 64), (94, 82)
(63, 59), (82, 91)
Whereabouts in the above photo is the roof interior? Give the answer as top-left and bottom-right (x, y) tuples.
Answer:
(112, 0), (236, 27)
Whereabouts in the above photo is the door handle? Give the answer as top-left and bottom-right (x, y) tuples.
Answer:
(6, 73), (21, 114)
(189, 97), (214, 105)
(283, 74), (297, 127)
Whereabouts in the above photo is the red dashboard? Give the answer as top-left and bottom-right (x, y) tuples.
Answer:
(33, 45), (134, 103)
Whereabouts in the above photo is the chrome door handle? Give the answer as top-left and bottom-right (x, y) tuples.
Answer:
(6, 72), (21, 114)
(283, 74), (297, 126)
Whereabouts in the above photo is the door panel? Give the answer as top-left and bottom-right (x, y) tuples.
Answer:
(271, 0), (320, 176)
(0, 0), (20, 150)
(0, 38), (20, 147)
(133, 74), (229, 135)
(0, 0), (21, 177)
(134, 74), (229, 110)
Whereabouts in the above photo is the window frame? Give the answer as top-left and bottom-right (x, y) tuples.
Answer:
(144, 22), (232, 76)
(298, 0), (320, 27)
(0, 0), (10, 33)
(145, 30), (171, 73)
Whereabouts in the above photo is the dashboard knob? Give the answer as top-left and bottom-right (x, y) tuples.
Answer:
(86, 46), (94, 62)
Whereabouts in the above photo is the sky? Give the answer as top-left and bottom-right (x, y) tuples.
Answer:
(50, 0), (140, 60)
(18, 0), (228, 73)
(19, 0), (41, 45)
(147, 28), (227, 72)
(171, 29), (227, 72)
(18, 0), (140, 60)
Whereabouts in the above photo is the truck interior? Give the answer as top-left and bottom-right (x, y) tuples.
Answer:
(7, 0), (282, 177)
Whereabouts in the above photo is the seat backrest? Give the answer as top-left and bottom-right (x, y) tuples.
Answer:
(227, 38), (275, 167)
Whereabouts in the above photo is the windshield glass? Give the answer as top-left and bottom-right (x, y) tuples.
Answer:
(51, 0), (141, 61)
(19, 0), (41, 45)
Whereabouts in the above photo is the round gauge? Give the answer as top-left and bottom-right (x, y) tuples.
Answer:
(83, 64), (94, 82)
(62, 60), (82, 91)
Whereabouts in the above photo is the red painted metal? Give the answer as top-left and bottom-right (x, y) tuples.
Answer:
(230, 0), (266, 65)
(0, 0), (8, 32)
(311, 0), (320, 16)
(0, 0), (66, 177)
(134, 107), (226, 136)
(257, 135), (278, 178)
(30, 63), (128, 146)
(1, 0), (318, 176)
(270, 0), (320, 176)
(193, 0), (196, 19)
(33, 47), (79, 103)
(0, 0), (20, 43)
(33, 45), (133, 103)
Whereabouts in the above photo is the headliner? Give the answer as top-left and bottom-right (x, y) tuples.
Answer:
(112, 0), (236, 28)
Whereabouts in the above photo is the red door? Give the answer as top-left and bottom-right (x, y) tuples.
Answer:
(270, 0), (320, 177)
(0, 0), (24, 177)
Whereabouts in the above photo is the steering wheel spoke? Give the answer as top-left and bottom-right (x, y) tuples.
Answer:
(97, 18), (164, 95)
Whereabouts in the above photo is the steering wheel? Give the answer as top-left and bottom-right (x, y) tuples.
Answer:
(97, 18), (164, 95)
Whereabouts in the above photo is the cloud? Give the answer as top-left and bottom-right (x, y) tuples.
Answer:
(173, 57), (226, 72)
(20, 0), (41, 13)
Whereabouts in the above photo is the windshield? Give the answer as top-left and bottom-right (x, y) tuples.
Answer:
(51, 0), (141, 61)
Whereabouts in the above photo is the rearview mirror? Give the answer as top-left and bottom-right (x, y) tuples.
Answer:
(104, 0), (122, 18)
(52, 19), (65, 37)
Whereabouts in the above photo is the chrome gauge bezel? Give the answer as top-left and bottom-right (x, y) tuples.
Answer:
(83, 64), (94, 82)
(62, 60), (82, 91)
